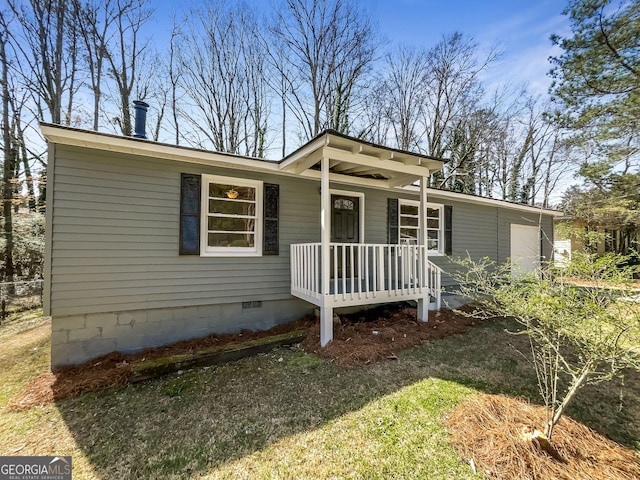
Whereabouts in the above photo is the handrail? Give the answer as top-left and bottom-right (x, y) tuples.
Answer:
(291, 243), (442, 308)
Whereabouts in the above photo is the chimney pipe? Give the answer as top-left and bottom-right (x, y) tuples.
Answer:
(133, 100), (149, 139)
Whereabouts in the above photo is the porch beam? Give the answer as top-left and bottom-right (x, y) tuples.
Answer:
(279, 135), (327, 171)
(321, 146), (433, 177)
(386, 173), (419, 188)
(331, 163), (375, 175)
(294, 150), (323, 174)
(298, 168), (392, 190)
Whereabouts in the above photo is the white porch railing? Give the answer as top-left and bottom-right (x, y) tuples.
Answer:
(290, 243), (442, 308)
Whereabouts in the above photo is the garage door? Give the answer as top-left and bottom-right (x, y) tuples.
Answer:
(510, 224), (540, 278)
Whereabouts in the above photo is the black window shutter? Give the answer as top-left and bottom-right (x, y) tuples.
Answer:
(388, 198), (399, 244)
(263, 183), (279, 255)
(444, 205), (453, 255)
(180, 173), (201, 255)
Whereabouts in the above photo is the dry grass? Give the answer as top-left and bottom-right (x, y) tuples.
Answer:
(447, 394), (640, 480)
(1, 310), (639, 479)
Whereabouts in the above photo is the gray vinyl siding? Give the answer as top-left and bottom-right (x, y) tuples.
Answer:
(421, 193), (555, 287)
(49, 145), (321, 317)
(361, 187), (388, 244)
(49, 144), (556, 316)
(496, 207), (555, 263)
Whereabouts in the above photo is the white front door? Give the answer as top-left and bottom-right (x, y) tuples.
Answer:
(510, 224), (540, 278)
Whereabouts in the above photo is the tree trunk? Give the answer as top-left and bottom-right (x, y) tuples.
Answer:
(545, 361), (594, 439)
(20, 130), (36, 211)
(1, 31), (15, 286)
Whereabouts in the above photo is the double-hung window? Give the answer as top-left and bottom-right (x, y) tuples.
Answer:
(201, 174), (263, 256)
(398, 199), (443, 253)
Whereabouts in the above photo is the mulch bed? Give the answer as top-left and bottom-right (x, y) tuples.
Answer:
(304, 303), (478, 365)
(8, 319), (311, 411)
(447, 394), (640, 480)
(9, 304), (476, 410)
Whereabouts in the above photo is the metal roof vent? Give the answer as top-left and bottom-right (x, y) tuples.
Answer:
(133, 100), (149, 139)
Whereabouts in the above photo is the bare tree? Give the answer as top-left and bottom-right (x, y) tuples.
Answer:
(517, 99), (575, 207)
(179, 2), (268, 155)
(166, 16), (182, 145)
(102, 0), (153, 136)
(379, 45), (429, 150)
(423, 33), (497, 161)
(357, 83), (391, 145)
(260, 34), (301, 157)
(540, 133), (573, 209)
(241, 10), (269, 158)
(269, 0), (377, 140)
(8, 0), (78, 124)
(442, 107), (497, 194)
(507, 123), (533, 202)
(0, 10), (38, 282)
(74, 0), (121, 131)
(1, 12), (16, 284)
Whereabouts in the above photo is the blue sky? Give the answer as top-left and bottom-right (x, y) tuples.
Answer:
(370, 0), (570, 95)
(150, 0), (570, 96)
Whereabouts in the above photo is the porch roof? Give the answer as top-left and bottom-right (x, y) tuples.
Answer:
(279, 130), (445, 188)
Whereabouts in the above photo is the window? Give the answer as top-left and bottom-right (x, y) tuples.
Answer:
(398, 200), (443, 253)
(201, 175), (263, 256)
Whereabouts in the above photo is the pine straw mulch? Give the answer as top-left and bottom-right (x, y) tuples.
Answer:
(304, 304), (478, 365)
(9, 304), (476, 410)
(446, 394), (640, 480)
(8, 318), (312, 412)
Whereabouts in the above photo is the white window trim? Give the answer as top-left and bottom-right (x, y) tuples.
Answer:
(398, 199), (444, 255)
(200, 174), (263, 257)
(330, 189), (365, 243)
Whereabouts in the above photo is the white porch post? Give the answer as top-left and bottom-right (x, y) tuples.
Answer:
(320, 156), (333, 346)
(417, 175), (429, 322)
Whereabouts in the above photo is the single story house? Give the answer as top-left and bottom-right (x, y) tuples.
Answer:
(41, 122), (562, 367)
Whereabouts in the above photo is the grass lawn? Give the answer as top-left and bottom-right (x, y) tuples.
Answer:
(1, 311), (639, 479)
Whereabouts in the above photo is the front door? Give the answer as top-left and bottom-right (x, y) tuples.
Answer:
(331, 195), (360, 282)
(331, 194), (359, 243)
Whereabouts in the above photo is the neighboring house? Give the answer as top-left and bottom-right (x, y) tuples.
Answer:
(41, 123), (561, 367)
(555, 217), (639, 256)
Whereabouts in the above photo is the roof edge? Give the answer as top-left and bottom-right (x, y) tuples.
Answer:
(281, 128), (449, 164)
(40, 122), (277, 164)
(406, 185), (564, 217)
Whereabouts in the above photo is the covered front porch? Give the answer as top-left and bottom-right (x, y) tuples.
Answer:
(279, 130), (446, 346)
